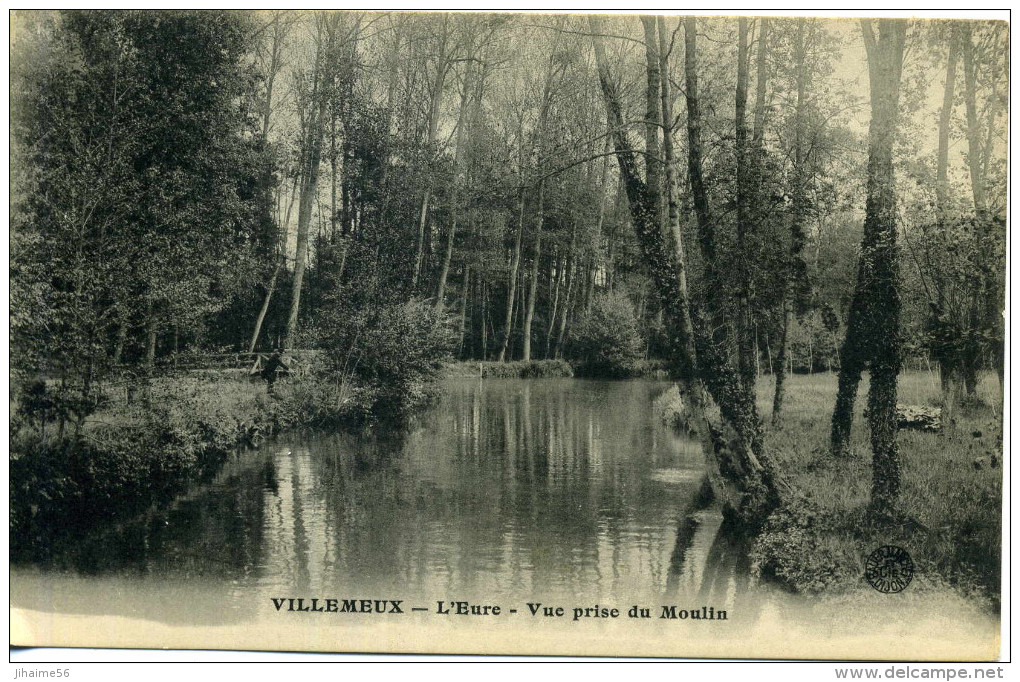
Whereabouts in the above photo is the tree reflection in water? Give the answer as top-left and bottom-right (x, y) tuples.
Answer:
(18, 379), (762, 624)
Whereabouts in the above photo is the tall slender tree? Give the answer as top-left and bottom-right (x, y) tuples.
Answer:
(591, 16), (785, 523)
(829, 19), (907, 514)
(772, 18), (810, 425)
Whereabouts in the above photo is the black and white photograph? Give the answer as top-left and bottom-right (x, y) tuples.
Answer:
(8, 9), (1008, 661)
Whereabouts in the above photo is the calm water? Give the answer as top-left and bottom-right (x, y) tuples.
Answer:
(12, 380), (734, 615)
(10, 379), (999, 657)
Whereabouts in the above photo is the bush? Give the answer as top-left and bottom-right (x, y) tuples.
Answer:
(463, 359), (574, 379)
(568, 291), (645, 378)
(10, 375), (290, 558)
(653, 384), (690, 430)
(322, 299), (454, 420)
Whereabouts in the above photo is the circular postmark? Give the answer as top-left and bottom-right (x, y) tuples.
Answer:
(865, 545), (914, 593)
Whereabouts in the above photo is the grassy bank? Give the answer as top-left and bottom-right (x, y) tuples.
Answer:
(661, 371), (1003, 608)
(444, 359), (575, 379)
(9, 371), (370, 560)
(443, 358), (669, 379)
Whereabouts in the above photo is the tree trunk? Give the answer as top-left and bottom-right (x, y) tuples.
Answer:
(592, 17), (784, 525)
(112, 308), (129, 365)
(249, 14), (290, 354)
(521, 178), (544, 362)
(544, 252), (562, 359)
(249, 252), (286, 353)
(286, 37), (325, 348)
(684, 18), (727, 351)
(554, 221), (578, 359)
(145, 318), (157, 371)
(458, 265), (470, 357)
(587, 115), (613, 315)
(936, 28), (958, 218)
(683, 17), (769, 463)
(640, 17), (662, 227)
(772, 18), (808, 426)
(657, 17), (681, 253)
(497, 189), (526, 362)
(831, 19), (907, 515)
(960, 23), (985, 396)
(436, 50), (475, 310)
(481, 278), (488, 360)
(412, 16), (450, 292)
(752, 18), (769, 145)
(520, 31), (561, 363)
(961, 24), (987, 220)
(932, 25), (964, 410)
(772, 302), (791, 425)
(735, 18), (756, 393)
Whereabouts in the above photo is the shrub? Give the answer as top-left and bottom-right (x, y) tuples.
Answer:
(653, 385), (690, 430)
(10, 375), (286, 558)
(568, 291), (645, 378)
(322, 299), (454, 420)
(465, 359), (574, 379)
(632, 358), (669, 379)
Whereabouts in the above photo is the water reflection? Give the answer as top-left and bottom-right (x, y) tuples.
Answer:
(15, 379), (725, 620)
(255, 379), (708, 602)
(11, 379), (1001, 658)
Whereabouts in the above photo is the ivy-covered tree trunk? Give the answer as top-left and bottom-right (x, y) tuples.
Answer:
(683, 17), (773, 472)
(734, 18), (756, 394)
(591, 17), (784, 526)
(830, 19), (906, 514)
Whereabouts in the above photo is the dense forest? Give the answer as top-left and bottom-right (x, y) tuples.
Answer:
(10, 12), (1006, 547)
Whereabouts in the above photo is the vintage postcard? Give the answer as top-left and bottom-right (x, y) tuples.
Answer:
(9, 10), (1006, 660)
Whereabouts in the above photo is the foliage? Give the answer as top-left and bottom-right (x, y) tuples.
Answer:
(8, 370), (396, 558)
(11, 375), (281, 557)
(568, 291), (645, 378)
(11, 10), (273, 388)
(321, 299), (455, 420)
(652, 385), (690, 430)
(787, 309), (842, 373)
(469, 359), (574, 379)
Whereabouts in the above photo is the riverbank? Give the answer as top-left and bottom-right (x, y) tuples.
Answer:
(659, 371), (1003, 609)
(443, 358), (668, 379)
(9, 371), (369, 560)
(13, 367), (1002, 613)
(444, 359), (574, 379)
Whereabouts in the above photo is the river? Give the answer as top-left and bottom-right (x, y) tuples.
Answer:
(10, 379), (998, 658)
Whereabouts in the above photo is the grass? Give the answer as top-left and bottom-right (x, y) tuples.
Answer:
(748, 370), (1003, 608)
(444, 359), (574, 379)
(444, 358), (668, 379)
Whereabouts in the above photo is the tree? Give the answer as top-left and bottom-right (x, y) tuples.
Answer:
(249, 11), (296, 353)
(285, 14), (328, 348)
(591, 16), (785, 524)
(771, 19), (811, 425)
(520, 20), (567, 362)
(13, 10), (270, 393)
(829, 19), (907, 514)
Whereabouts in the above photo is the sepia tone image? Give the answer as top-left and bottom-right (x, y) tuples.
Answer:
(9, 10), (1006, 659)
